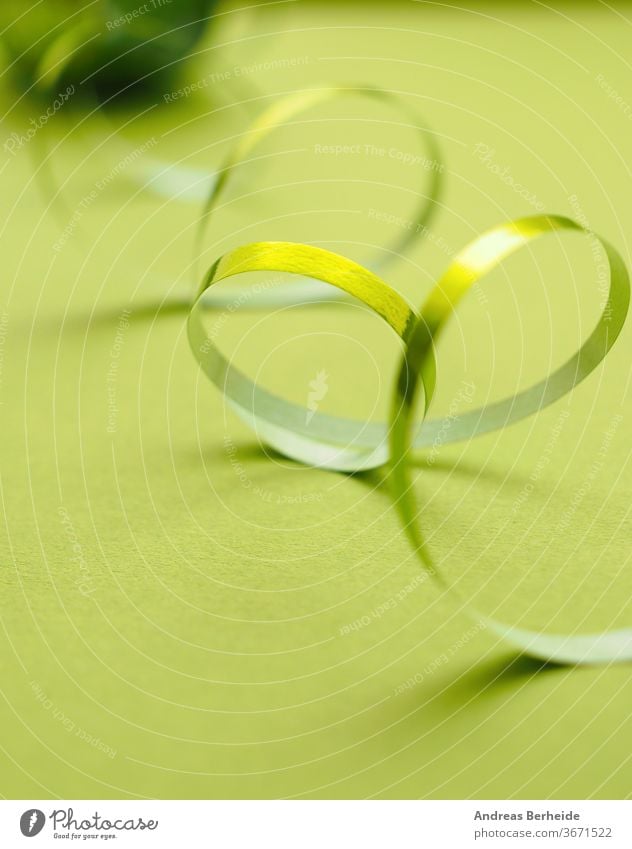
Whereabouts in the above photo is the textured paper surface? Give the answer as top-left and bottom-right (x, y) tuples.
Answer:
(1, 2), (631, 798)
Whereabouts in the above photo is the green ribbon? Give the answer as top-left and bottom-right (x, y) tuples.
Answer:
(187, 92), (631, 666)
(24, 15), (628, 665)
(194, 85), (443, 305)
(391, 215), (631, 664)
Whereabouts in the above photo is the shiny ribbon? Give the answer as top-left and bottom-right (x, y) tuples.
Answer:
(194, 85), (443, 305)
(187, 91), (631, 665)
(22, 15), (631, 666)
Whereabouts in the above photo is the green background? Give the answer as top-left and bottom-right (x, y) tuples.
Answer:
(1, 0), (632, 798)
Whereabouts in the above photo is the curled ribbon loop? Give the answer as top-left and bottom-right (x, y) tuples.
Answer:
(391, 215), (631, 664)
(188, 240), (418, 471)
(189, 221), (630, 665)
(187, 95), (631, 665)
(194, 85), (443, 306)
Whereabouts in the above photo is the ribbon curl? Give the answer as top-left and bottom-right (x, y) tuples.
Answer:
(194, 85), (443, 305)
(189, 90), (631, 666)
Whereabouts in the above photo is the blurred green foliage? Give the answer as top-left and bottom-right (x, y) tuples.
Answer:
(0, 0), (218, 103)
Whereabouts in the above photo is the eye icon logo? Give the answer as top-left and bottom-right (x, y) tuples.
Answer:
(20, 810), (45, 837)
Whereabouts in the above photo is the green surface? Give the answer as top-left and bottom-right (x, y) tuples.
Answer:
(1, 1), (632, 798)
